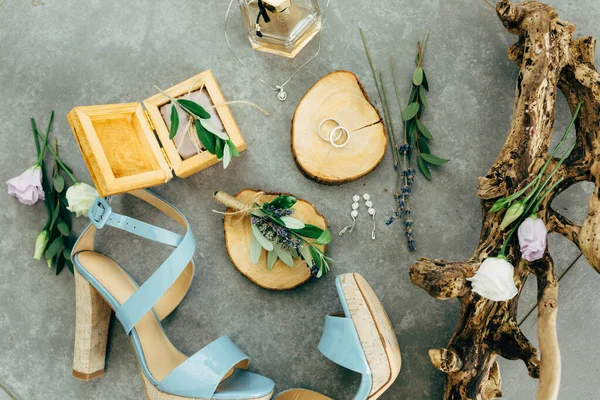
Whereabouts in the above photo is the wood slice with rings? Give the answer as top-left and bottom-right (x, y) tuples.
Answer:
(214, 189), (328, 290)
(291, 70), (387, 185)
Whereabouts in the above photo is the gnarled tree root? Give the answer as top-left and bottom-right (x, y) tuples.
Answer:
(409, 1), (600, 399)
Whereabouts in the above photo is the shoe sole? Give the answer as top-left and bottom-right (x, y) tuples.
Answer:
(339, 273), (401, 399)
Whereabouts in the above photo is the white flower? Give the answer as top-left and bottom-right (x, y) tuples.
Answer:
(7, 165), (45, 205)
(66, 183), (98, 217)
(467, 257), (518, 301)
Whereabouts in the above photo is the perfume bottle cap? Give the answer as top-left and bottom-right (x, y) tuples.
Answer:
(263, 0), (291, 12)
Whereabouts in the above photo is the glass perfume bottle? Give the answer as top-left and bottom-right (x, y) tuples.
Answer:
(239, 0), (321, 58)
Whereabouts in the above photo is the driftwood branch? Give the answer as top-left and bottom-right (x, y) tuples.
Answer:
(410, 1), (600, 398)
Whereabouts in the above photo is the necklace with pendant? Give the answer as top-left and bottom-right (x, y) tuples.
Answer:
(224, 0), (331, 102)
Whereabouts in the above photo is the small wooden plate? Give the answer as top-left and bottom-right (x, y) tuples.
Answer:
(291, 70), (387, 185)
(223, 189), (327, 291)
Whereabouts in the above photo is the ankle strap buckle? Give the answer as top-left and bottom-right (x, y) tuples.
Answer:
(89, 197), (112, 229)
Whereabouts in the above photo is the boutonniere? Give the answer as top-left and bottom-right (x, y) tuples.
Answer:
(214, 192), (332, 277)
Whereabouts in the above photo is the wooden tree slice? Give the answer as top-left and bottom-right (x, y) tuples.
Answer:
(291, 70), (387, 185)
(222, 189), (327, 290)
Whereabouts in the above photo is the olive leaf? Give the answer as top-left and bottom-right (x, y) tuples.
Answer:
(200, 119), (229, 141)
(273, 245), (294, 267)
(299, 244), (313, 267)
(215, 138), (224, 159)
(268, 195), (297, 210)
(227, 140), (240, 157)
(291, 224), (323, 239)
(251, 223), (273, 251)
(223, 143), (232, 169)
(280, 216), (305, 229)
(267, 250), (278, 270)
(53, 174), (64, 193)
(416, 120), (433, 140)
(177, 99), (211, 119)
(250, 230), (262, 264)
(195, 120), (216, 154)
(413, 67), (424, 86)
(315, 228), (332, 245)
(169, 104), (179, 140)
(421, 70), (429, 91)
(418, 155), (432, 180)
(63, 248), (72, 261)
(402, 102), (420, 121)
(421, 153), (450, 165)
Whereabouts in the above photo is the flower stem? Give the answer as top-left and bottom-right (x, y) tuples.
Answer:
(35, 130), (78, 183)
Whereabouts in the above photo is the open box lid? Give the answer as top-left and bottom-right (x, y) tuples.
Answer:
(67, 70), (246, 197)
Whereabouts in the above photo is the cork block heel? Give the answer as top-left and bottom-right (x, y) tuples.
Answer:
(72, 268), (112, 381)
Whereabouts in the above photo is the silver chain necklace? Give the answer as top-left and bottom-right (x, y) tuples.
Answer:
(224, 0), (332, 101)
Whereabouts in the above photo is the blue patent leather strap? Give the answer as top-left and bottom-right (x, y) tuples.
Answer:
(318, 316), (371, 375)
(90, 191), (195, 335)
(158, 336), (249, 398)
(88, 198), (183, 247)
(116, 232), (194, 334)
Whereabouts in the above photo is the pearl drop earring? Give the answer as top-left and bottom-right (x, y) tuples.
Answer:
(363, 193), (376, 240)
(339, 195), (360, 236)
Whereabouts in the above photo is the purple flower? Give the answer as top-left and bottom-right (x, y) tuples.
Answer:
(7, 165), (45, 205)
(518, 216), (547, 262)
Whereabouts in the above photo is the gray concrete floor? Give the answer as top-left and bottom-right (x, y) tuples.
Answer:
(0, 0), (599, 399)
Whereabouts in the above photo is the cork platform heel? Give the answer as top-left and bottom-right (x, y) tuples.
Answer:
(71, 190), (275, 400)
(275, 273), (401, 400)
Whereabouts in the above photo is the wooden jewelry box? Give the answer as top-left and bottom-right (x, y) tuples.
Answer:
(67, 70), (246, 197)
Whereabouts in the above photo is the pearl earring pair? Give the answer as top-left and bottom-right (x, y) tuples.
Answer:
(339, 194), (376, 239)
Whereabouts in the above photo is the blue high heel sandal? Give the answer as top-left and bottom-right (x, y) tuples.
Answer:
(71, 189), (275, 400)
(275, 273), (401, 400)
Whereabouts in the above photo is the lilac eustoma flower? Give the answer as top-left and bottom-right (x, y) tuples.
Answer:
(518, 216), (547, 262)
(7, 165), (45, 205)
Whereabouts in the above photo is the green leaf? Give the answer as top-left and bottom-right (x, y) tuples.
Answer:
(418, 138), (430, 154)
(251, 223), (273, 251)
(422, 70), (429, 91)
(413, 67), (424, 86)
(419, 85), (428, 107)
(53, 175), (64, 193)
(63, 248), (72, 260)
(402, 102), (420, 121)
(490, 199), (508, 213)
(222, 143), (232, 169)
(273, 245), (294, 267)
(177, 99), (211, 119)
(49, 203), (60, 231)
(215, 138), (224, 159)
(267, 250), (278, 270)
(227, 140), (240, 157)
(200, 119), (229, 140)
(250, 230), (262, 264)
(280, 216), (305, 229)
(268, 195), (297, 210)
(309, 246), (322, 270)
(195, 120), (216, 154)
(299, 244), (313, 267)
(421, 153), (450, 165)
(45, 236), (63, 259)
(315, 228), (332, 245)
(251, 209), (268, 218)
(416, 120), (433, 140)
(57, 220), (70, 236)
(407, 121), (416, 146)
(408, 85), (418, 103)
(291, 224), (323, 239)
(169, 103), (179, 140)
(418, 155), (432, 180)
